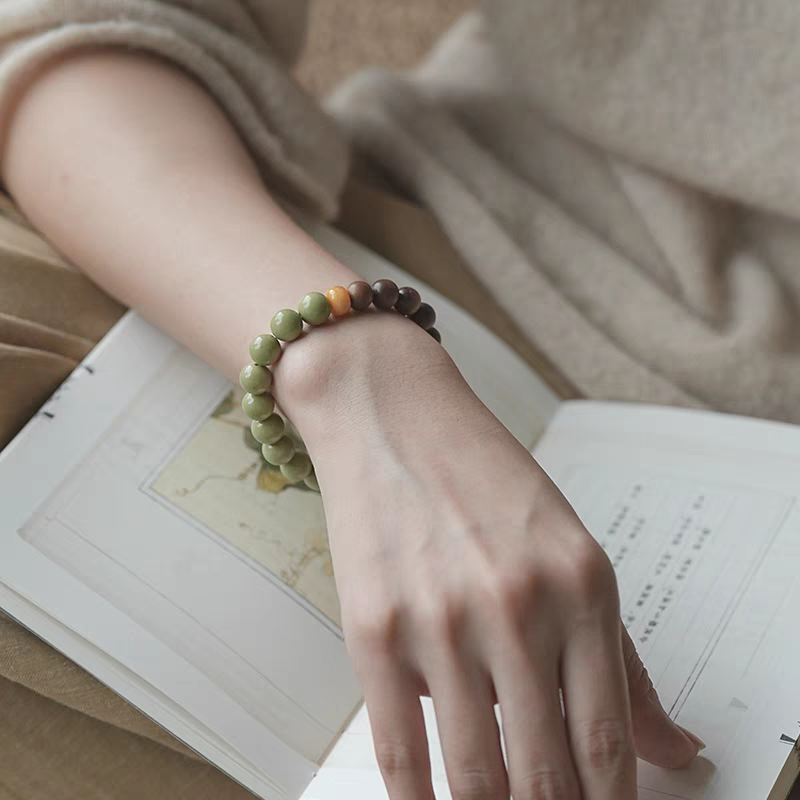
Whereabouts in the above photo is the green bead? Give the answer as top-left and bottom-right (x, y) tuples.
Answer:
(304, 471), (320, 492)
(262, 436), (296, 465)
(280, 452), (313, 483)
(249, 334), (281, 366)
(242, 425), (262, 452)
(241, 392), (274, 421)
(239, 363), (272, 395)
(298, 292), (331, 326)
(251, 415), (285, 445)
(270, 309), (303, 342)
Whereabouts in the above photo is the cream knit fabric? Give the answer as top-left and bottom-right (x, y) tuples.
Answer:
(330, 4), (800, 422)
(2, 0), (800, 424)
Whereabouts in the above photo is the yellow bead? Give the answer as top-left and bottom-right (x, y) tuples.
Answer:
(326, 286), (352, 317)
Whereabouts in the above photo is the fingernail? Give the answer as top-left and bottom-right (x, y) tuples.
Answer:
(678, 725), (706, 753)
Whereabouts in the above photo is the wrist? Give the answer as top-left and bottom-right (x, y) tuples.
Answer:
(273, 310), (454, 446)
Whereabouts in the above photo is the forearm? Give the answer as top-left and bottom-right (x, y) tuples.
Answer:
(0, 49), (359, 384)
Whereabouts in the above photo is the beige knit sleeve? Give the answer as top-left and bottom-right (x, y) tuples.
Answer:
(0, 0), (349, 218)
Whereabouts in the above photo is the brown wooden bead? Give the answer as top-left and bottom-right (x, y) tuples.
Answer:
(428, 327), (442, 343)
(348, 281), (373, 311)
(394, 287), (422, 316)
(371, 279), (399, 310)
(326, 286), (352, 317)
(411, 302), (436, 330)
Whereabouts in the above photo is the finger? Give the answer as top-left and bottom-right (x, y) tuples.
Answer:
(359, 658), (436, 800)
(426, 652), (509, 800)
(621, 623), (704, 768)
(491, 638), (581, 800)
(562, 618), (637, 799)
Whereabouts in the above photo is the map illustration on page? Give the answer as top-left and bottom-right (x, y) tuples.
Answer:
(150, 386), (341, 626)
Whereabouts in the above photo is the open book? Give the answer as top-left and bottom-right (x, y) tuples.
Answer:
(0, 223), (798, 800)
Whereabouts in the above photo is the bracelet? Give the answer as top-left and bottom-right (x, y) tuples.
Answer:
(240, 279), (441, 492)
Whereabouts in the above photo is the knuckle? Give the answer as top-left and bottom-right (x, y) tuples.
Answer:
(502, 565), (546, 609)
(579, 717), (632, 771)
(414, 594), (466, 643)
(345, 602), (402, 655)
(449, 765), (507, 800)
(374, 740), (426, 782)
(515, 768), (574, 800)
(477, 566), (545, 625)
(568, 541), (618, 607)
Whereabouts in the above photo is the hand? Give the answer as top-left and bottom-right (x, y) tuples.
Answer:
(279, 313), (704, 800)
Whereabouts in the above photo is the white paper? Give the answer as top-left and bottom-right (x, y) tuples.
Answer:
(307, 402), (800, 800)
(0, 224), (558, 800)
(538, 403), (800, 800)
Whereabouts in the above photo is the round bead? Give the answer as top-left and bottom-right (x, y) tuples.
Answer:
(428, 327), (442, 343)
(326, 286), (352, 317)
(249, 334), (281, 366)
(372, 279), (399, 310)
(280, 452), (313, 483)
(262, 436), (296, 465)
(395, 286), (422, 316)
(271, 309), (303, 342)
(251, 415), (285, 445)
(239, 363), (272, 395)
(348, 280), (373, 311)
(242, 425), (263, 453)
(298, 292), (331, 326)
(304, 471), (320, 492)
(411, 302), (436, 330)
(242, 392), (275, 421)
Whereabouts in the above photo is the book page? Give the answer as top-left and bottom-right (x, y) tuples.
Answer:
(535, 402), (800, 800)
(0, 224), (558, 800)
(307, 402), (800, 800)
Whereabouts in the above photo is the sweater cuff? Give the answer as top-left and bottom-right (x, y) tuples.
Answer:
(0, 10), (349, 219)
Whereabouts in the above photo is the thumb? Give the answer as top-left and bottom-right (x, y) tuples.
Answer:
(621, 622), (706, 768)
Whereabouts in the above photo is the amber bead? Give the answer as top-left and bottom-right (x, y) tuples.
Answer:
(411, 302), (436, 330)
(347, 281), (373, 311)
(372, 279), (399, 310)
(428, 327), (442, 343)
(326, 286), (352, 317)
(395, 286), (422, 316)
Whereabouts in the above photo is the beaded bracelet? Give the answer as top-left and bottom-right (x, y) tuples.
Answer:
(239, 279), (441, 492)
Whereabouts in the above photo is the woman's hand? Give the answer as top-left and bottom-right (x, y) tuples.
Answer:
(279, 312), (704, 800)
(0, 44), (703, 800)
